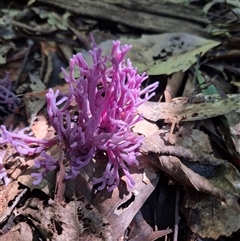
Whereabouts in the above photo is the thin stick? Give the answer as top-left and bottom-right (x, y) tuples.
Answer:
(14, 39), (34, 89)
(0, 188), (28, 223)
(173, 186), (180, 241)
(54, 148), (66, 203)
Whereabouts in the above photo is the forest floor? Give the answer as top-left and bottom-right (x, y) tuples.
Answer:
(0, 0), (240, 241)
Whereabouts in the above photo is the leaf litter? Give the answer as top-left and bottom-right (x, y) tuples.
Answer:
(0, 0), (240, 241)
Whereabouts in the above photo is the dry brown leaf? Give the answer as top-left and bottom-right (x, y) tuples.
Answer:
(31, 114), (49, 139)
(18, 168), (56, 195)
(23, 83), (69, 124)
(92, 165), (159, 240)
(129, 210), (172, 241)
(138, 94), (240, 122)
(140, 129), (223, 164)
(18, 144), (61, 194)
(0, 181), (20, 222)
(0, 222), (33, 241)
(0, 61), (23, 85)
(131, 228), (172, 241)
(148, 154), (234, 202)
(165, 72), (185, 100)
(148, 229), (173, 241)
(128, 210), (153, 240)
(142, 122), (240, 238)
(23, 94), (47, 124)
(141, 128), (240, 204)
(132, 118), (159, 137)
(40, 41), (58, 56)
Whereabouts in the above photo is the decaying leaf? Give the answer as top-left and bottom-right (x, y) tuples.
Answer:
(203, 0), (240, 15)
(225, 111), (240, 154)
(183, 190), (240, 239)
(15, 196), (114, 241)
(138, 94), (240, 122)
(175, 126), (213, 154)
(125, 34), (219, 75)
(76, 196), (113, 241)
(80, 33), (219, 75)
(87, 33), (219, 75)
(29, 74), (46, 92)
(0, 41), (15, 65)
(16, 198), (81, 241)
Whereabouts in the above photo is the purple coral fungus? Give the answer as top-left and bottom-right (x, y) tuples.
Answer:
(0, 72), (20, 114)
(0, 39), (158, 191)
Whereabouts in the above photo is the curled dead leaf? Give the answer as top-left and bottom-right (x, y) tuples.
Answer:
(141, 128), (240, 204)
(183, 190), (240, 239)
(138, 94), (240, 123)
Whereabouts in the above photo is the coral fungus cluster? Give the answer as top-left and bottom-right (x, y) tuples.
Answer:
(0, 72), (20, 114)
(0, 39), (158, 191)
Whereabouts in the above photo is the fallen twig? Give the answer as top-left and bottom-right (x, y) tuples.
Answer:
(0, 188), (28, 223)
